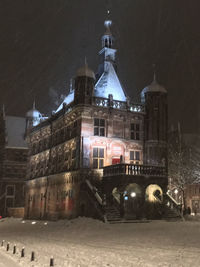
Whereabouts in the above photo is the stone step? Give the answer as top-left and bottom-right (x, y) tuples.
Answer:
(163, 207), (182, 219)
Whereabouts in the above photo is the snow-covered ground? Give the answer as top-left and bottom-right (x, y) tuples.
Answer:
(0, 217), (200, 267)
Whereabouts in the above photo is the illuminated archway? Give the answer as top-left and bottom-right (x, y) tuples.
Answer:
(124, 183), (143, 219)
(145, 184), (163, 203)
(125, 183), (142, 198)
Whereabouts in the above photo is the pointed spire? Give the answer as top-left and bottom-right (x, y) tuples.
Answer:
(76, 59), (95, 79)
(104, 8), (112, 32)
(84, 56), (88, 66)
(102, 9), (114, 49)
(33, 99), (36, 110)
(1, 104), (5, 119)
(69, 78), (73, 92)
(152, 63), (157, 83)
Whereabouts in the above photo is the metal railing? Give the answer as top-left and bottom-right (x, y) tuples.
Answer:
(164, 193), (184, 219)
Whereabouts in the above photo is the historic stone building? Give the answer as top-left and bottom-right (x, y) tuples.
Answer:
(0, 108), (28, 217)
(25, 19), (170, 221)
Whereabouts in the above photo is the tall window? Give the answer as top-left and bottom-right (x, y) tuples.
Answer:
(6, 185), (15, 197)
(130, 151), (140, 162)
(94, 118), (105, 136)
(5, 185), (15, 208)
(93, 147), (104, 169)
(130, 123), (140, 140)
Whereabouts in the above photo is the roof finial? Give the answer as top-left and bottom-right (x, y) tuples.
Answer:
(33, 98), (36, 110)
(106, 0), (112, 18)
(1, 104), (5, 119)
(152, 63), (157, 82)
(85, 56), (88, 67)
(70, 78), (73, 92)
(104, 8), (112, 32)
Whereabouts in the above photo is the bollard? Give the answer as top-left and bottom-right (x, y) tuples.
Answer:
(13, 245), (16, 254)
(1, 240), (4, 246)
(50, 256), (54, 266)
(31, 251), (35, 261)
(21, 247), (25, 257)
(6, 242), (9, 251)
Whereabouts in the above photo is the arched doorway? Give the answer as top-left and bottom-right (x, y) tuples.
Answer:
(145, 184), (163, 219)
(123, 183), (143, 219)
(145, 184), (163, 203)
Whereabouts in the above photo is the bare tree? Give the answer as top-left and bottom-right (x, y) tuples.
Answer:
(168, 126), (200, 211)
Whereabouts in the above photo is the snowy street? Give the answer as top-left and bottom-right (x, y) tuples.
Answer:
(0, 217), (200, 267)
(0, 249), (21, 267)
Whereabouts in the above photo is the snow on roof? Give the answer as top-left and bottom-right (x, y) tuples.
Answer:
(56, 90), (74, 112)
(5, 116), (27, 148)
(94, 62), (126, 102)
(76, 64), (95, 79)
(141, 79), (167, 102)
(56, 62), (127, 112)
(103, 20), (113, 37)
(26, 108), (42, 118)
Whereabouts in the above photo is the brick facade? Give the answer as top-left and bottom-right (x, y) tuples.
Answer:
(0, 114), (28, 216)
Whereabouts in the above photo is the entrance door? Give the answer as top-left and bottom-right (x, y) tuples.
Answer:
(112, 158), (120, 165)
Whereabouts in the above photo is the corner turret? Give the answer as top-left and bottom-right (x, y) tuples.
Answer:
(26, 101), (42, 130)
(74, 62), (95, 105)
(142, 74), (168, 167)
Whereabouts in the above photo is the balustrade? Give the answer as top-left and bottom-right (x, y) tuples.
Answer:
(103, 163), (166, 177)
(93, 96), (144, 113)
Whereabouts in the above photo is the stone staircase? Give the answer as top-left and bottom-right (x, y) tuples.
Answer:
(104, 205), (122, 223)
(163, 206), (183, 220)
(162, 193), (184, 220)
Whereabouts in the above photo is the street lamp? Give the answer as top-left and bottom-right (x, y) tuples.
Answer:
(130, 192), (136, 198)
(174, 189), (178, 194)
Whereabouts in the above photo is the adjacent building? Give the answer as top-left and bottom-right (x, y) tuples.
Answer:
(0, 109), (28, 217)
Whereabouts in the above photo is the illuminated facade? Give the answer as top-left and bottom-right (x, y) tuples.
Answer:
(25, 20), (170, 221)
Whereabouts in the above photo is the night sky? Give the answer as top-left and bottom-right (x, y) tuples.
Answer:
(0, 0), (199, 133)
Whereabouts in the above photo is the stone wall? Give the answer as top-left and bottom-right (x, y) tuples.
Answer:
(25, 171), (86, 220)
(7, 207), (24, 218)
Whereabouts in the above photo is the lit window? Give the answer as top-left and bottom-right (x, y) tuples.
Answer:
(135, 151), (140, 161)
(93, 148), (104, 169)
(130, 123), (140, 140)
(130, 151), (134, 160)
(130, 151), (140, 161)
(94, 118), (105, 136)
